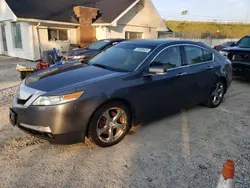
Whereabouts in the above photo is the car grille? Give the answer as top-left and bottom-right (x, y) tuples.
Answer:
(17, 99), (28, 105)
(18, 124), (54, 140)
(16, 95), (32, 105)
(228, 51), (250, 62)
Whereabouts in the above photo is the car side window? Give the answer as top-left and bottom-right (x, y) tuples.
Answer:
(203, 49), (213, 62)
(184, 46), (205, 65)
(150, 46), (182, 69)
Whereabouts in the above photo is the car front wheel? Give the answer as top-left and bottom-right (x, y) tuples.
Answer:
(88, 101), (131, 147)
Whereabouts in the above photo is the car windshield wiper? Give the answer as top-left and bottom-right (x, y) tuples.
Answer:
(92, 63), (116, 71)
(80, 59), (90, 65)
(92, 63), (130, 72)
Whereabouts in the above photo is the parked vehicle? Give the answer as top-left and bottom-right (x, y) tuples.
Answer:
(219, 35), (250, 80)
(10, 40), (232, 147)
(214, 41), (237, 51)
(64, 39), (126, 62)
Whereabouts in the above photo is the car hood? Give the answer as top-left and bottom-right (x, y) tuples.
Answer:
(25, 63), (122, 92)
(70, 49), (99, 56)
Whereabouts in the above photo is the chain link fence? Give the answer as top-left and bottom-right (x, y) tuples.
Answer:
(159, 32), (241, 47)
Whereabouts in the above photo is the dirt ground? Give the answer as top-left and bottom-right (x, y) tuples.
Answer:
(0, 56), (250, 188)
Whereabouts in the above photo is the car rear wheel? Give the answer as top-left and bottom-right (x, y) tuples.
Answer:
(205, 80), (225, 108)
(88, 101), (131, 147)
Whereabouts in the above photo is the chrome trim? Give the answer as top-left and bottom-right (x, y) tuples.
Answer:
(134, 42), (216, 72)
(149, 44), (215, 72)
(134, 42), (169, 71)
(13, 82), (46, 108)
(19, 123), (52, 133)
(149, 44), (183, 71)
(181, 43), (215, 62)
(18, 82), (39, 100)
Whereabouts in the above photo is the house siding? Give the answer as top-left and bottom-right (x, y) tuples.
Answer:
(0, 21), (35, 60)
(95, 0), (167, 40)
(32, 27), (77, 60)
(0, 0), (35, 60)
(0, 0), (16, 21)
(95, 27), (108, 40)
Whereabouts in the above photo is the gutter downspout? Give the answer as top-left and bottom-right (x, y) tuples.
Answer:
(35, 22), (42, 60)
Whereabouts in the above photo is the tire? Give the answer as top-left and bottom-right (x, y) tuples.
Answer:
(205, 80), (226, 108)
(88, 101), (132, 147)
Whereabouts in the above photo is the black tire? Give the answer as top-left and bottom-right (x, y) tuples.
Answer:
(88, 101), (132, 147)
(205, 80), (226, 108)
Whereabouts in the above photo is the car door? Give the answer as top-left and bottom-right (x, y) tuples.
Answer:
(182, 45), (217, 104)
(136, 45), (194, 120)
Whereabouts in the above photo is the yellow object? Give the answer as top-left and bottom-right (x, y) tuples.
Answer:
(18, 68), (35, 72)
(63, 91), (84, 100)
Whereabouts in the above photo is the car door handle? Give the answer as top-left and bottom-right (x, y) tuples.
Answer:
(177, 72), (188, 76)
(206, 66), (213, 70)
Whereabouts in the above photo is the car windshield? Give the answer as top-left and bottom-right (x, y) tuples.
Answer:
(236, 37), (250, 48)
(88, 43), (155, 72)
(86, 40), (111, 50)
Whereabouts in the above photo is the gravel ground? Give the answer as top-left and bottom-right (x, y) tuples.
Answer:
(0, 56), (250, 188)
(0, 55), (35, 90)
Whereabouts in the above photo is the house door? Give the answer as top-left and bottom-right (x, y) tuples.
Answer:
(1, 25), (8, 53)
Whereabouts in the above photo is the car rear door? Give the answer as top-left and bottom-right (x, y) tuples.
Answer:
(182, 45), (217, 104)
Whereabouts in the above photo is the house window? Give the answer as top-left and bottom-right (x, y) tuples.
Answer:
(12, 22), (23, 49)
(125, 31), (143, 39)
(48, 29), (68, 41)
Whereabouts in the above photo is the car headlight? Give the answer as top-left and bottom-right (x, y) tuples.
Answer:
(32, 91), (84, 106)
(219, 51), (229, 56)
(73, 55), (86, 60)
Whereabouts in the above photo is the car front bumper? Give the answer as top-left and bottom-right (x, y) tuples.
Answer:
(233, 67), (250, 79)
(10, 96), (88, 144)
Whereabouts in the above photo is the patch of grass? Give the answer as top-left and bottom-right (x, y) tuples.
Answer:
(165, 20), (250, 38)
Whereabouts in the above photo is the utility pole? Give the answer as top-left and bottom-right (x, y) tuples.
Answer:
(246, 2), (249, 23)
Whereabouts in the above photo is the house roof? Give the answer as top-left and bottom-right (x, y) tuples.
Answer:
(5, 0), (137, 24)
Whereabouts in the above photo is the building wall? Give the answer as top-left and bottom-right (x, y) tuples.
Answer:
(95, 27), (108, 40)
(0, 0), (77, 60)
(0, 0), (36, 60)
(0, 21), (35, 60)
(32, 27), (77, 60)
(0, 0), (16, 21)
(95, 0), (167, 40)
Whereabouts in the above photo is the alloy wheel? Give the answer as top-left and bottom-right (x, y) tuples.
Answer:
(97, 108), (128, 143)
(211, 82), (224, 106)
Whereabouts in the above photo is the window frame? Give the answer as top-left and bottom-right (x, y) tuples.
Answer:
(181, 44), (215, 66)
(149, 45), (184, 70)
(12, 22), (23, 49)
(137, 44), (215, 72)
(149, 44), (185, 71)
(48, 28), (69, 41)
(125, 31), (143, 39)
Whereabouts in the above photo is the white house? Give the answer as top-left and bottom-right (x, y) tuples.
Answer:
(0, 0), (169, 61)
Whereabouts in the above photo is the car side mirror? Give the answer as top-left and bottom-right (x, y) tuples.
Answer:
(143, 67), (167, 76)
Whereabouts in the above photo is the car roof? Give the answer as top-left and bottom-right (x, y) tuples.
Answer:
(121, 39), (204, 47)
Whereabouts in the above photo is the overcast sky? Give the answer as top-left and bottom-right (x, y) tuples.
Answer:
(151, 0), (250, 22)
